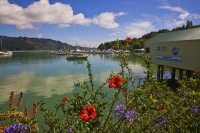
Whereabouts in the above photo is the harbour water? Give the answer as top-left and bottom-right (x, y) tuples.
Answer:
(0, 51), (148, 130)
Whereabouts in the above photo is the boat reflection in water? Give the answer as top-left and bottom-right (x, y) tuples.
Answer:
(0, 53), (12, 58)
(66, 58), (88, 65)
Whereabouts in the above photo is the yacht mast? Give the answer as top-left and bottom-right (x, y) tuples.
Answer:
(1, 39), (2, 51)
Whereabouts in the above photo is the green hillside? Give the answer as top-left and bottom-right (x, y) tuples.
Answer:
(0, 36), (73, 51)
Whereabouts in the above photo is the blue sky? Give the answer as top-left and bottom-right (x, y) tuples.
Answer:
(0, 0), (200, 48)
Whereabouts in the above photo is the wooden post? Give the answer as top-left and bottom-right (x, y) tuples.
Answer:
(160, 65), (164, 81)
(157, 65), (161, 80)
(171, 68), (176, 81)
(185, 70), (191, 78)
(179, 69), (183, 80)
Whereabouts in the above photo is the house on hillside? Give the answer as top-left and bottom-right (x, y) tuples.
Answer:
(144, 28), (200, 80)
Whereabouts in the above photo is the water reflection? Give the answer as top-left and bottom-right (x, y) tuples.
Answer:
(66, 58), (88, 64)
(0, 54), (12, 58)
(0, 70), (119, 104)
(0, 53), (148, 105)
(0, 71), (34, 104)
(0, 71), (76, 103)
(0, 52), (57, 65)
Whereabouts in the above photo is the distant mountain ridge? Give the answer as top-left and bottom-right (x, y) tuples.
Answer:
(0, 35), (74, 51)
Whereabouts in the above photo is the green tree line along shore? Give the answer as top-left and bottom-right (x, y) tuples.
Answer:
(0, 21), (200, 51)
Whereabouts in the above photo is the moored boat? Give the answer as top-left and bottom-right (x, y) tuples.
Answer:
(66, 53), (88, 59)
(0, 39), (12, 56)
(0, 51), (12, 55)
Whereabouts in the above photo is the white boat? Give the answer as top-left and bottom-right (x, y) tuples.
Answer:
(0, 39), (12, 55)
(103, 49), (115, 54)
(66, 53), (88, 59)
(133, 48), (144, 52)
(125, 50), (130, 53)
(0, 51), (12, 55)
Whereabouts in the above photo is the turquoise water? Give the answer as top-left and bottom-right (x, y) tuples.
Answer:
(0, 51), (146, 130)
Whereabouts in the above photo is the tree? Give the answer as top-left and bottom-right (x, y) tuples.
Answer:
(186, 20), (193, 29)
(98, 43), (106, 50)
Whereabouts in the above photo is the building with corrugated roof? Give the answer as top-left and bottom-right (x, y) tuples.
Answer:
(144, 28), (200, 80)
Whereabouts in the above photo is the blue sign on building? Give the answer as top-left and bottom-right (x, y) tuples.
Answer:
(172, 47), (179, 55)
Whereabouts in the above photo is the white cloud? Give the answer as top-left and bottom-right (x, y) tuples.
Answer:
(36, 34), (43, 38)
(190, 13), (200, 19)
(108, 21), (155, 39)
(158, 5), (200, 29)
(124, 21), (155, 38)
(0, 0), (34, 29)
(164, 19), (185, 28)
(159, 6), (200, 29)
(0, 0), (124, 29)
(93, 12), (126, 29)
(159, 5), (190, 20)
(141, 14), (161, 22)
(57, 24), (71, 28)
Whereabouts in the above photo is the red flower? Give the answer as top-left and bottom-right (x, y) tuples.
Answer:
(123, 91), (127, 96)
(156, 105), (166, 111)
(108, 75), (123, 89)
(32, 102), (37, 118)
(194, 68), (198, 73)
(147, 92), (155, 97)
(9, 91), (14, 108)
(79, 105), (97, 122)
(17, 92), (23, 107)
(143, 81), (148, 85)
(147, 93), (153, 97)
(125, 37), (131, 42)
(60, 97), (69, 104)
(24, 106), (29, 118)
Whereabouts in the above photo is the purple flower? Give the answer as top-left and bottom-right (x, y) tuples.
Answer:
(113, 104), (127, 119)
(125, 110), (139, 122)
(22, 124), (29, 131)
(4, 123), (30, 133)
(114, 104), (139, 122)
(67, 127), (72, 132)
(180, 92), (186, 98)
(154, 117), (167, 126)
(191, 105), (199, 113)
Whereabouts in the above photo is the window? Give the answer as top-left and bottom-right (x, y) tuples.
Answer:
(145, 47), (150, 53)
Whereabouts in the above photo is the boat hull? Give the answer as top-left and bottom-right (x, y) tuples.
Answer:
(0, 51), (12, 55)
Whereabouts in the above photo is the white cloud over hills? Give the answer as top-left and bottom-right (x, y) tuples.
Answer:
(158, 5), (200, 29)
(0, 0), (126, 29)
(125, 21), (155, 38)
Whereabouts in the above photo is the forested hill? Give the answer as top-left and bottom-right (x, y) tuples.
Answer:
(0, 35), (73, 51)
(98, 20), (200, 51)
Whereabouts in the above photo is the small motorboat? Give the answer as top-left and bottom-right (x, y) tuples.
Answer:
(66, 53), (88, 60)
